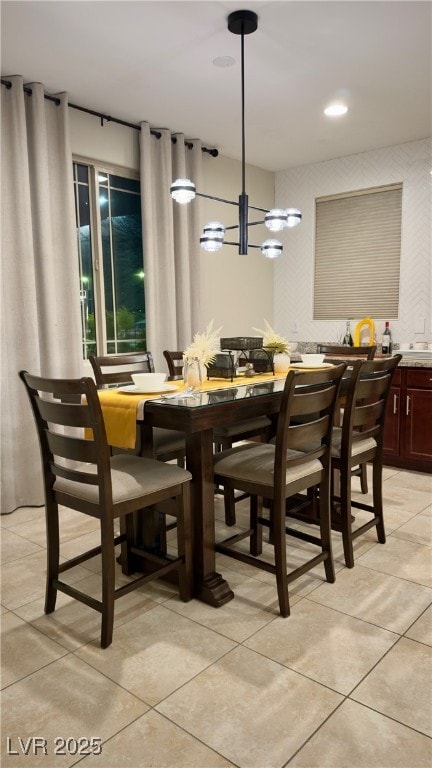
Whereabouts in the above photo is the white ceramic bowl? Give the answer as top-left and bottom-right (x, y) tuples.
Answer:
(131, 372), (167, 389)
(300, 354), (325, 366)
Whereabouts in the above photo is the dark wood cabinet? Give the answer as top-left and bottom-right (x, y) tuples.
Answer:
(383, 366), (432, 472)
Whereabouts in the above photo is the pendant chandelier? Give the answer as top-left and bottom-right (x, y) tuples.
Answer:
(170, 9), (301, 259)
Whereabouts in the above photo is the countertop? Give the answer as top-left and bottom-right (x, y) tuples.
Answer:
(395, 358), (432, 368)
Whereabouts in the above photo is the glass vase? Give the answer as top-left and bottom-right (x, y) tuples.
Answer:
(273, 352), (290, 374)
(183, 358), (204, 387)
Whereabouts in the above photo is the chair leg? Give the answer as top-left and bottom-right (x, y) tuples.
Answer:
(224, 487), (237, 526)
(119, 513), (136, 576)
(44, 500), (59, 614)
(340, 467), (355, 569)
(273, 498), (290, 617)
(250, 495), (263, 556)
(176, 483), (193, 602)
(318, 479), (335, 583)
(373, 460), (386, 544)
(100, 517), (116, 649)
(360, 462), (368, 494)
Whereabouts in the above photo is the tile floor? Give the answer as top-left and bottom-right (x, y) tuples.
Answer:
(1, 467), (431, 767)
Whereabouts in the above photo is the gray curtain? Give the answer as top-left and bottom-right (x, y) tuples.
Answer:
(1, 76), (82, 513)
(140, 123), (203, 370)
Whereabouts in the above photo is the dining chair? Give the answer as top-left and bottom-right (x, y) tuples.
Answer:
(163, 349), (272, 526)
(330, 355), (401, 568)
(213, 364), (346, 617)
(19, 370), (193, 648)
(89, 352), (186, 466)
(317, 344), (377, 494)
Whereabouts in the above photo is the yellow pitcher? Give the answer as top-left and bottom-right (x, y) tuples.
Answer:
(353, 316), (376, 346)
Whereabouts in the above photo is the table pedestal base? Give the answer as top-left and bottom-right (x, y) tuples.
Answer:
(197, 571), (234, 606)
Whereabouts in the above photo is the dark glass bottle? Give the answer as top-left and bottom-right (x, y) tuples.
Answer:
(343, 320), (353, 346)
(381, 321), (392, 355)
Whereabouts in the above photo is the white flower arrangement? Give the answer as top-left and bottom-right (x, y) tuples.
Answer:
(183, 320), (222, 366)
(253, 319), (290, 354)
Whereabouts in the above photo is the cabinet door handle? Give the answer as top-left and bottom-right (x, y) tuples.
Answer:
(406, 395), (410, 416)
(393, 394), (398, 414)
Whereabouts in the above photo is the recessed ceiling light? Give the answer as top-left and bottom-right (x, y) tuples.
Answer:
(213, 56), (235, 68)
(324, 104), (348, 117)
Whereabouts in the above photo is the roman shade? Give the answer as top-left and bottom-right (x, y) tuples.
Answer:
(314, 184), (402, 320)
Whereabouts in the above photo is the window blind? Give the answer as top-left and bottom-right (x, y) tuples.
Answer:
(314, 184), (402, 320)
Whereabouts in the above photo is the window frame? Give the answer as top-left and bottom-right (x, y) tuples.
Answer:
(73, 156), (145, 358)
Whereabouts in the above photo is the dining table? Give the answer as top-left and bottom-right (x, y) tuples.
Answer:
(97, 366), (350, 607)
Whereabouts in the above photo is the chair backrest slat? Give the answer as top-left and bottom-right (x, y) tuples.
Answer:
(290, 383), (336, 417)
(89, 352), (155, 387)
(37, 397), (91, 429)
(287, 416), (329, 453)
(52, 461), (99, 486)
(46, 431), (98, 464)
(352, 399), (384, 430)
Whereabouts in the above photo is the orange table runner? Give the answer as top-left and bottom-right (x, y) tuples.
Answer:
(98, 372), (287, 450)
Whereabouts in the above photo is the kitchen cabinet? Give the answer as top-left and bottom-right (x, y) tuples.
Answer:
(383, 366), (432, 472)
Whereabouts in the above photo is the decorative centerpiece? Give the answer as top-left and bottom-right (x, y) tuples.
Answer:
(253, 320), (291, 373)
(183, 320), (222, 386)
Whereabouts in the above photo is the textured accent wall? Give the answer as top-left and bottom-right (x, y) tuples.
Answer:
(274, 139), (431, 346)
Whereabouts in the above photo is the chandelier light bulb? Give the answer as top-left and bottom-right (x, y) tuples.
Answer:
(200, 222), (225, 252)
(170, 178), (196, 204)
(265, 209), (288, 232)
(261, 239), (283, 259)
(285, 208), (302, 228)
(324, 104), (348, 117)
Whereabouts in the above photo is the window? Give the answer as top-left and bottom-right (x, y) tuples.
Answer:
(314, 184), (402, 320)
(73, 161), (146, 358)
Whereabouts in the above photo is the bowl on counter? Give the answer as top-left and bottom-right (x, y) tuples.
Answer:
(300, 354), (325, 366)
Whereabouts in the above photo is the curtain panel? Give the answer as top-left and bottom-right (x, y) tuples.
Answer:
(140, 123), (203, 370)
(1, 76), (82, 514)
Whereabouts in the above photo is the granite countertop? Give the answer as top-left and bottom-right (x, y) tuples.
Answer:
(395, 357), (432, 369)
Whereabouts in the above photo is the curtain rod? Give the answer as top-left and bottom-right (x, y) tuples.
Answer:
(1, 78), (219, 157)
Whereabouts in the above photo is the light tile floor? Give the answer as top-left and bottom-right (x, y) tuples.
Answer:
(1, 467), (431, 767)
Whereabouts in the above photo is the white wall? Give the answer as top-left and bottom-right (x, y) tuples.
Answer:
(200, 153), (275, 337)
(274, 139), (431, 347)
(69, 109), (275, 342)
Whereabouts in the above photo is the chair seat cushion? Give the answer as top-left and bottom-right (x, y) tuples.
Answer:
(54, 455), (191, 505)
(331, 427), (377, 458)
(152, 428), (185, 455)
(214, 416), (271, 439)
(214, 443), (323, 489)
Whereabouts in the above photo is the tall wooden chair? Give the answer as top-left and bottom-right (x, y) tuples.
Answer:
(19, 371), (193, 648)
(331, 355), (401, 567)
(317, 344), (377, 494)
(163, 349), (272, 526)
(89, 352), (185, 466)
(213, 364), (346, 617)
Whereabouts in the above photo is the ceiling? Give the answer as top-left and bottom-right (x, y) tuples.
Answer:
(1, 1), (431, 172)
